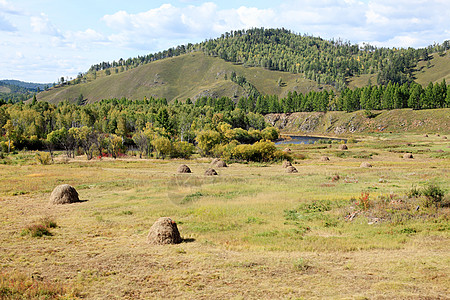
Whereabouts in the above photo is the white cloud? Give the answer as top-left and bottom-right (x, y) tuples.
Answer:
(2, 0), (450, 83)
(101, 2), (278, 48)
(0, 14), (15, 31)
(30, 13), (61, 36)
(0, 0), (23, 15)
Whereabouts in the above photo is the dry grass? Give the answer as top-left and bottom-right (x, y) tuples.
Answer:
(0, 134), (449, 298)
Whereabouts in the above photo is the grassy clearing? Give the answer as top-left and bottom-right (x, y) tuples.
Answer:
(0, 134), (448, 298)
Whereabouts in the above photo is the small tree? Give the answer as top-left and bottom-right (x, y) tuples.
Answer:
(106, 134), (124, 159)
(152, 136), (172, 159)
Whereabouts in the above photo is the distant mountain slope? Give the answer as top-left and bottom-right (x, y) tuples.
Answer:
(0, 80), (50, 103)
(0, 80), (49, 91)
(36, 52), (331, 104)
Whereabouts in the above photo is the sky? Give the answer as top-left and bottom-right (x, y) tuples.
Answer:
(0, 0), (449, 83)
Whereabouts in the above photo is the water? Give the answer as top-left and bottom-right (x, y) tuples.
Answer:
(275, 135), (346, 145)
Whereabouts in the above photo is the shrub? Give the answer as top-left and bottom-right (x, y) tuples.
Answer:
(355, 191), (371, 210)
(196, 130), (222, 156)
(407, 185), (422, 198)
(0, 272), (73, 299)
(21, 217), (57, 237)
(152, 136), (172, 159)
(171, 141), (195, 159)
(35, 151), (52, 165)
(422, 183), (446, 208)
(21, 224), (52, 237)
(261, 126), (279, 141)
(0, 140), (14, 153)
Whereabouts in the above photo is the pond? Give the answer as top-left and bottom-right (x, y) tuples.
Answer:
(275, 135), (346, 145)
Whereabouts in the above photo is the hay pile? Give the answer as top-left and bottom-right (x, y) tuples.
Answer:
(424, 134), (428, 137)
(177, 164), (191, 173)
(205, 168), (218, 176)
(49, 184), (79, 205)
(403, 153), (414, 159)
(320, 156), (330, 161)
(284, 148), (291, 153)
(360, 162), (372, 168)
(212, 159), (227, 168)
(211, 158), (220, 166)
(282, 160), (292, 168)
(443, 136), (447, 140)
(147, 217), (182, 245)
(286, 166), (298, 173)
(339, 144), (348, 150)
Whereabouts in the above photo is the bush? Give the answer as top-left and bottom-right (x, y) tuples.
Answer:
(422, 183), (446, 208)
(407, 185), (422, 198)
(261, 126), (279, 141)
(21, 224), (52, 237)
(35, 151), (52, 165)
(0, 140), (14, 153)
(21, 217), (57, 237)
(196, 130), (222, 156)
(171, 141), (195, 159)
(152, 136), (172, 159)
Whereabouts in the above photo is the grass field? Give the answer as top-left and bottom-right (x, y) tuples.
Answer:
(0, 133), (449, 299)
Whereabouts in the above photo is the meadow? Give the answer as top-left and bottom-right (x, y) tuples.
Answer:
(0, 133), (448, 299)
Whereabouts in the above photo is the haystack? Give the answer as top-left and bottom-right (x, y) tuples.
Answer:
(360, 162), (372, 168)
(424, 134), (428, 137)
(403, 153), (414, 159)
(286, 166), (298, 173)
(215, 160), (227, 168)
(211, 158), (221, 166)
(338, 144), (348, 150)
(282, 160), (292, 168)
(443, 136), (447, 140)
(284, 148), (291, 153)
(147, 217), (182, 245)
(50, 184), (79, 205)
(205, 168), (218, 176)
(320, 156), (330, 161)
(177, 164), (191, 173)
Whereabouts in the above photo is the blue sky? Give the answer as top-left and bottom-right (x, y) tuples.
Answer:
(1, 0), (449, 83)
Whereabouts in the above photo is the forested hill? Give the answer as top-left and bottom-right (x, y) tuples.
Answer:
(0, 80), (50, 103)
(199, 28), (449, 89)
(88, 28), (450, 89)
(34, 28), (450, 104)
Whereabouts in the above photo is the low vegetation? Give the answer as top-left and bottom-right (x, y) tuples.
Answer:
(0, 132), (448, 298)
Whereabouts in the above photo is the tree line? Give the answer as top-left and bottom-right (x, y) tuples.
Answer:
(1, 79), (448, 160)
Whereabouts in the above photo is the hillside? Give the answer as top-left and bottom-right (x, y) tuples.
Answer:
(266, 108), (450, 135)
(36, 52), (331, 104)
(34, 28), (450, 104)
(0, 80), (50, 103)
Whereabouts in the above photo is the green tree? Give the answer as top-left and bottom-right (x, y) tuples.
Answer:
(152, 136), (172, 159)
(196, 130), (222, 156)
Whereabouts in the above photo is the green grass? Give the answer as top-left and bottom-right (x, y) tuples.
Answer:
(414, 52), (450, 85)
